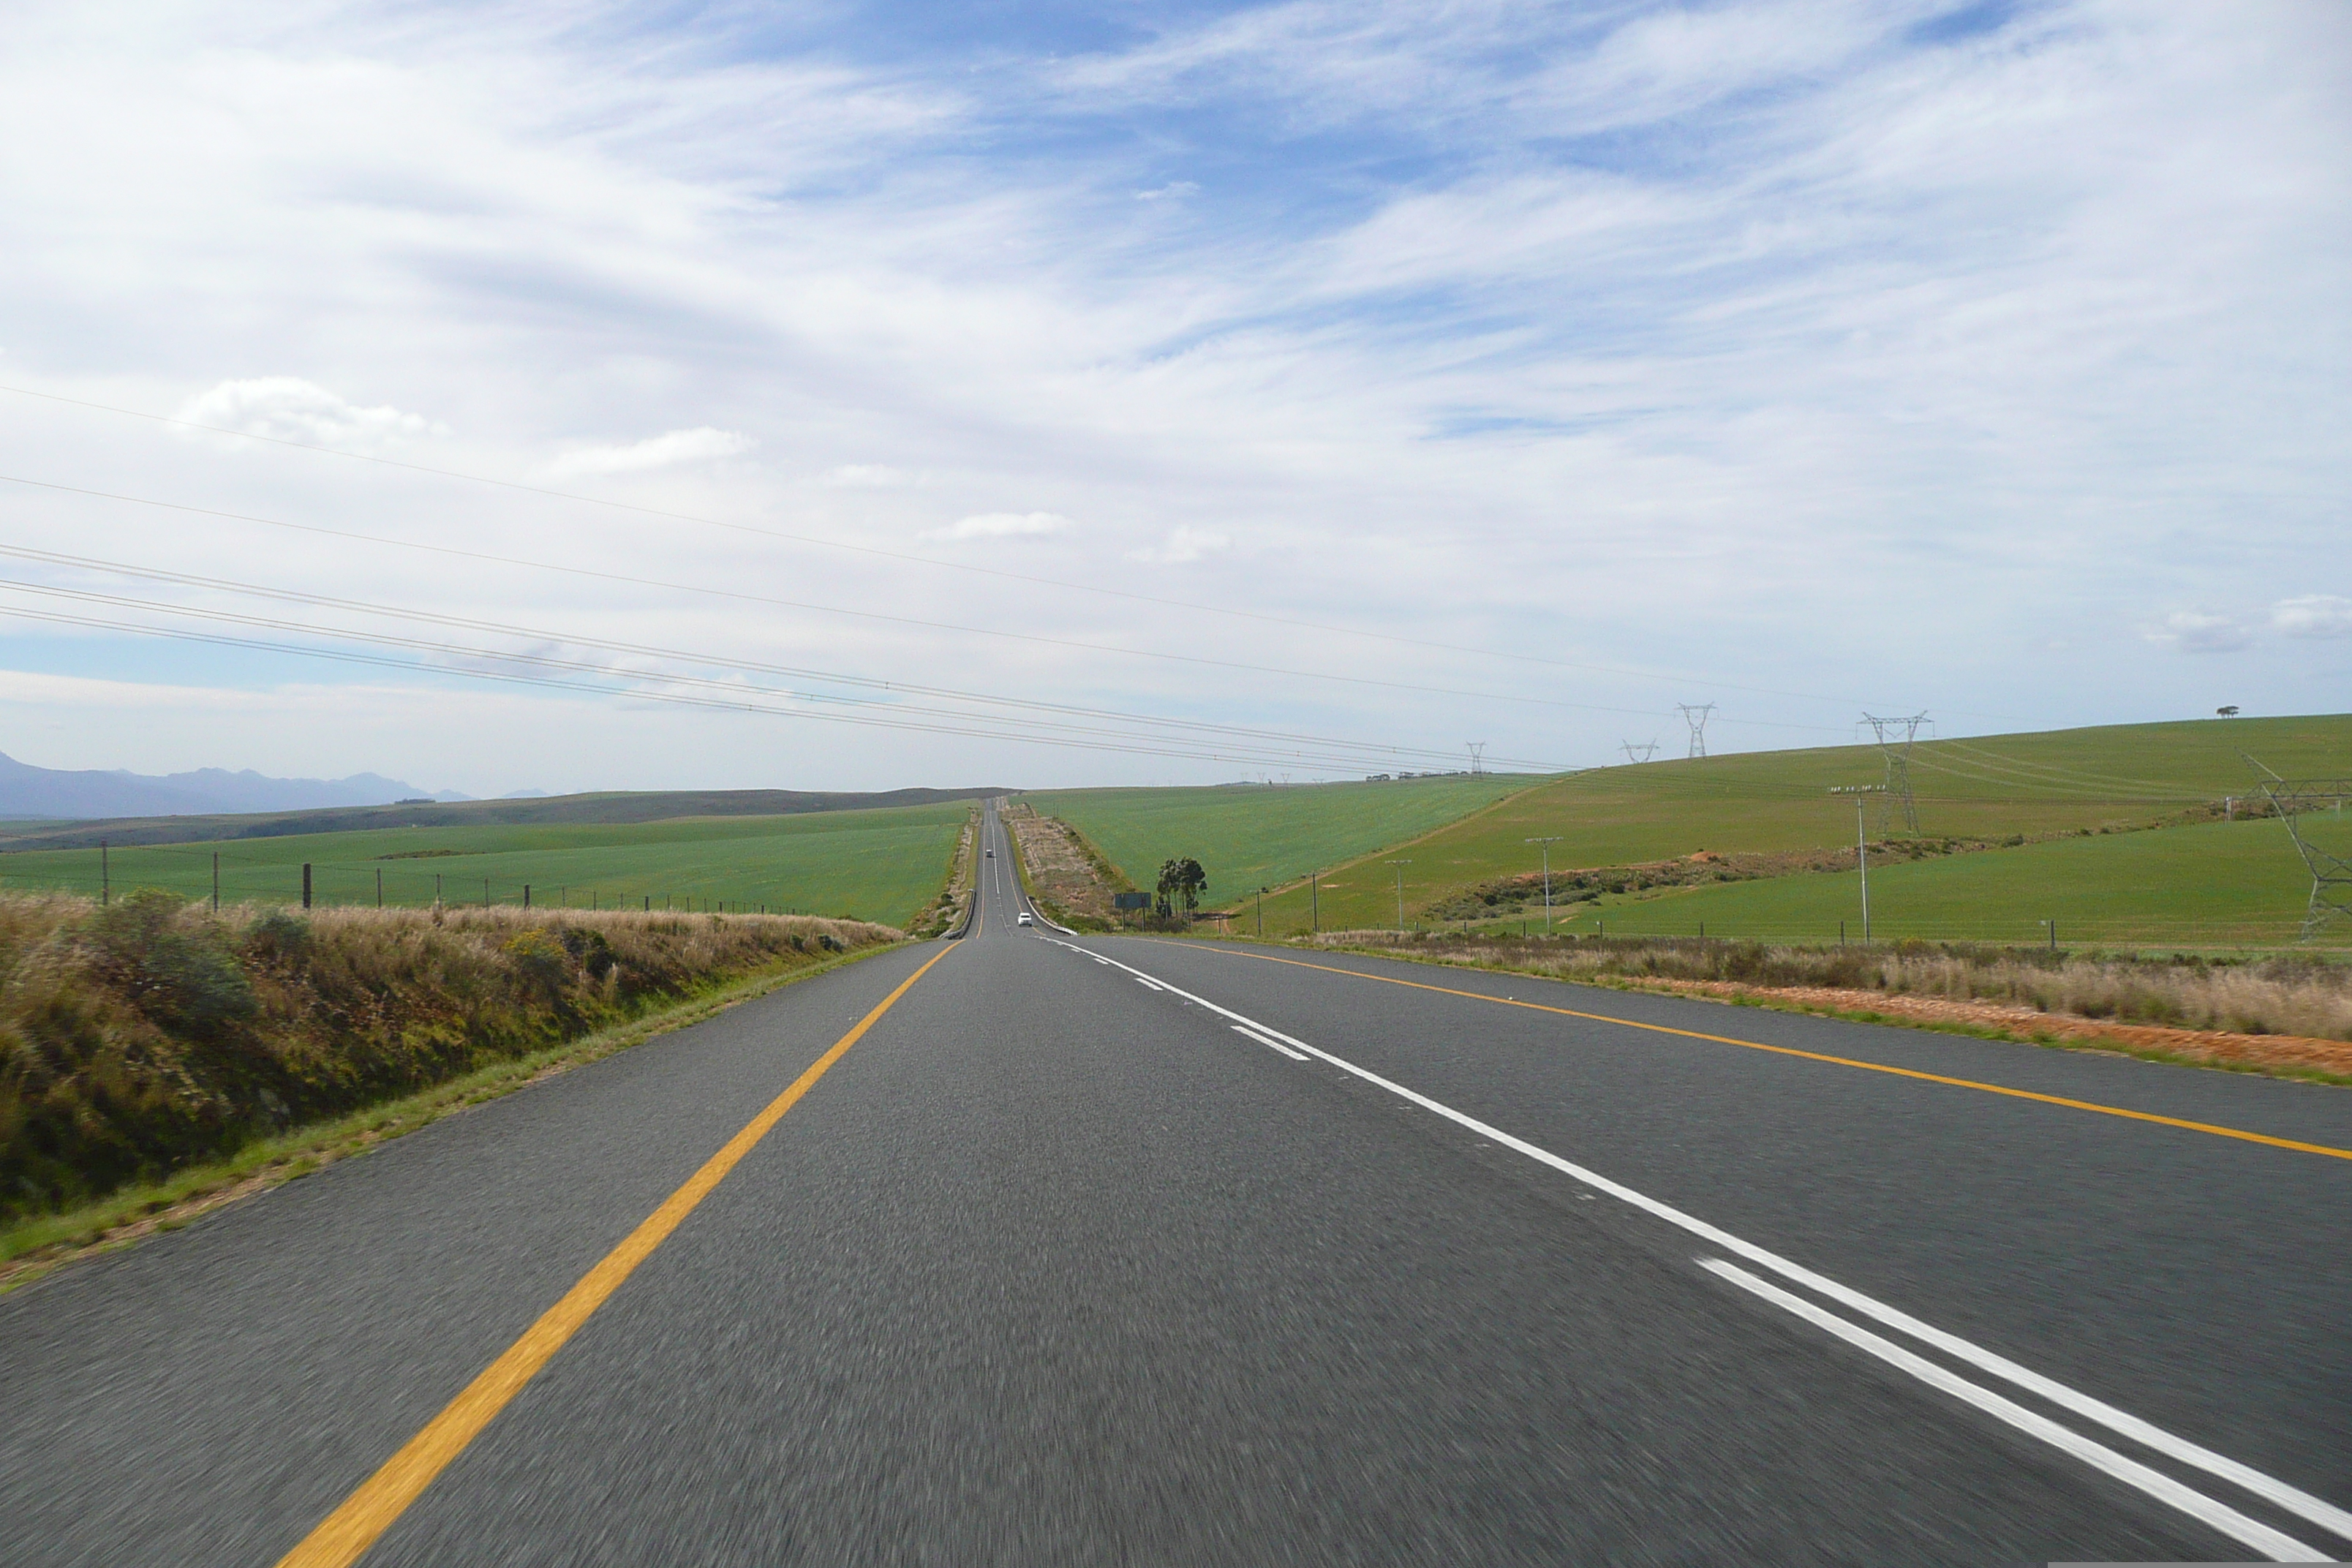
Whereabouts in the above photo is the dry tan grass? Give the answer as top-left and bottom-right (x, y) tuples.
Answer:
(1001, 803), (1123, 926)
(1307, 931), (2352, 1045)
(0, 891), (900, 1220)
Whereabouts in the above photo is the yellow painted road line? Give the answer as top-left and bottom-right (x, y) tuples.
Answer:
(1202, 947), (2352, 1163)
(276, 941), (958, 1568)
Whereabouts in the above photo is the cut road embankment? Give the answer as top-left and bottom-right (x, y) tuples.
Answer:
(0, 891), (900, 1240)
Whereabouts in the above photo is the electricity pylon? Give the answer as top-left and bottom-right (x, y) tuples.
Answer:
(2246, 754), (2352, 939)
(1860, 712), (1928, 836)
(1621, 739), (1659, 765)
(1676, 704), (1716, 759)
(1466, 742), (1487, 776)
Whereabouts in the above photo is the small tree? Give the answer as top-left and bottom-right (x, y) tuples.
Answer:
(1156, 857), (1207, 920)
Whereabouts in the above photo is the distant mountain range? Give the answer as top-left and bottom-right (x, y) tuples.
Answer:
(0, 751), (472, 821)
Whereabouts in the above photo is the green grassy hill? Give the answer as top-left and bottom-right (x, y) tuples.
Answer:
(1245, 715), (2351, 948)
(0, 802), (976, 929)
(1022, 774), (1537, 907)
(1537, 816), (2346, 949)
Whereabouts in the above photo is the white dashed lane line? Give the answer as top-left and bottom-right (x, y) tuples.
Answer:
(1031, 931), (2345, 1564)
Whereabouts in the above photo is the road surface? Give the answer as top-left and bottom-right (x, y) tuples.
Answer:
(2, 801), (2345, 1564)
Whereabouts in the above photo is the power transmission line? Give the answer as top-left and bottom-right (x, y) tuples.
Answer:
(1860, 712), (1929, 835)
(0, 382), (2022, 720)
(2244, 753), (2352, 940)
(1676, 704), (1716, 758)
(0, 473), (1850, 736)
(0, 546), (1553, 772)
(0, 580), (1574, 774)
(0, 598), (1515, 774)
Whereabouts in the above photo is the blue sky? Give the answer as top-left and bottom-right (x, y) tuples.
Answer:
(0, 0), (2343, 793)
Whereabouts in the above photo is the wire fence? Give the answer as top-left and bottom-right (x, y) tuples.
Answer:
(1272, 909), (2351, 954)
(0, 840), (833, 917)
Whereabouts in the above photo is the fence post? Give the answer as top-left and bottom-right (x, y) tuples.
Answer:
(377, 868), (383, 908)
(101, 840), (109, 906)
(523, 884), (531, 909)
(302, 863), (312, 910)
(212, 851), (219, 913)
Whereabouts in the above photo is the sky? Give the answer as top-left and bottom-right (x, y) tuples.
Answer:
(0, 0), (2344, 795)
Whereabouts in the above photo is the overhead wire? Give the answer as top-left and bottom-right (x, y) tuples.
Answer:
(0, 472), (1849, 736)
(0, 589), (1558, 774)
(0, 381), (2005, 719)
(0, 543), (1560, 771)
(1931, 739), (2214, 796)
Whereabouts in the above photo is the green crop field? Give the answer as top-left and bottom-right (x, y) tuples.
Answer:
(1240, 715), (2352, 946)
(0, 802), (975, 928)
(1520, 816), (2349, 949)
(1022, 774), (1537, 907)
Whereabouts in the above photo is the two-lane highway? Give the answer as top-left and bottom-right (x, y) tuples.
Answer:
(3, 799), (2345, 1564)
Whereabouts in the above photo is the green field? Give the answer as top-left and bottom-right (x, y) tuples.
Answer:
(1524, 816), (2349, 949)
(1238, 715), (2351, 946)
(0, 803), (974, 928)
(1022, 774), (1537, 906)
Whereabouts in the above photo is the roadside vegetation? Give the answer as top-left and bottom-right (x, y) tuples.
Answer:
(1293, 930), (2352, 1080)
(0, 890), (899, 1227)
(1022, 773), (1533, 906)
(1000, 802), (1129, 929)
(907, 807), (979, 938)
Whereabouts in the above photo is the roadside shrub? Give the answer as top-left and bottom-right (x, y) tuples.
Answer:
(1302, 930), (2352, 1042)
(0, 897), (900, 1222)
(85, 890), (255, 1040)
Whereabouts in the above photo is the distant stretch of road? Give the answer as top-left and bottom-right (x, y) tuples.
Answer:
(4, 801), (2346, 1564)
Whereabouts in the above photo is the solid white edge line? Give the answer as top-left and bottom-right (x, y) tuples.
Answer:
(1231, 1024), (1309, 1060)
(1038, 935), (2352, 1548)
(1699, 1259), (2326, 1563)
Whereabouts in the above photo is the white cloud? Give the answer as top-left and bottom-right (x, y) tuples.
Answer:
(546, 427), (750, 478)
(824, 464), (919, 488)
(173, 377), (440, 447)
(1128, 526), (1230, 565)
(921, 511), (1072, 540)
(1137, 181), (1199, 201)
(1, 1), (2345, 786)
(2272, 595), (2352, 638)
(2146, 611), (2250, 655)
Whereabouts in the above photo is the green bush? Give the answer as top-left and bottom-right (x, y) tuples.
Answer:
(0, 896), (897, 1221)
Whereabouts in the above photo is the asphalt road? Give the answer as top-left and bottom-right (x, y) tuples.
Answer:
(3, 801), (2345, 1564)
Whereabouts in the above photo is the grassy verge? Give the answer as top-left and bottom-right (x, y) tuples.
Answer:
(0, 939), (900, 1294)
(1001, 803), (1124, 930)
(0, 893), (900, 1226)
(906, 807), (979, 938)
(1561, 973), (2352, 1088)
(1199, 930), (2352, 1088)
(1024, 773), (1535, 909)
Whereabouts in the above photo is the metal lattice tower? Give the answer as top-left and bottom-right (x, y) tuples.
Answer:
(1860, 712), (1928, 836)
(1467, 742), (1487, 776)
(1676, 704), (1716, 759)
(1621, 739), (1659, 765)
(2246, 755), (2352, 939)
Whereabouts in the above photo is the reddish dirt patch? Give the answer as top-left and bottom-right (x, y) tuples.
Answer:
(1635, 978), (2352, 1078)
(1003, 805), (1119, 921)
